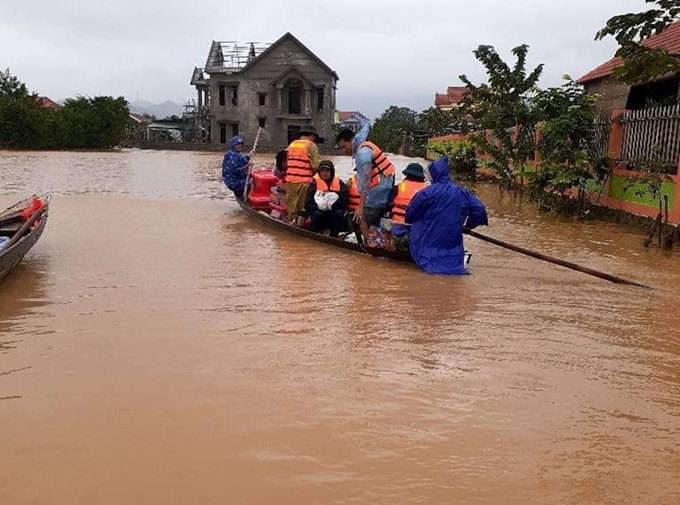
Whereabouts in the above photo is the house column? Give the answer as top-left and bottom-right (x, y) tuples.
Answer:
(304, 87), (311, 116)
(197, 88), (203, 108)
(276, 84), (283, 114)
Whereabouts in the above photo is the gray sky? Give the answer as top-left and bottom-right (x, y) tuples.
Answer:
(1, 0), (643, 119)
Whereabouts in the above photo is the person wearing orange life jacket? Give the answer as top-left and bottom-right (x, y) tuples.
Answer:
(390, 163), (427, 251)
(336, 124), (395, 237)
(304, 160), (348, 237)
(346, 170), (361, 214)
(285, 124), (321, 225)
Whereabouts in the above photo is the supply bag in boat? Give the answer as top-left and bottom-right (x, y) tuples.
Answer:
(314, 191), (339, 211)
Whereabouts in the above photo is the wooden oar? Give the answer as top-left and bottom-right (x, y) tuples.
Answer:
(464, 229), (651, 288)
(242, 127), (262, 201)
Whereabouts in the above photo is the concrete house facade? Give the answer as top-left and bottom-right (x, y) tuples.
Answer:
(190, 33), (338, 150)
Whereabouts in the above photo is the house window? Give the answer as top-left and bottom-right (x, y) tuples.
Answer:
(258, 92), (267, 106)
(229, 86), (238, 106)
(219, 123), (227, 144)
(218, 85), (226, 106)
(258, 117), (266, 128)
(287, 125), (302, 144)
(316, 88), (324, 111)
(288, 86), (301, 115)
(231, 123), (239, 137)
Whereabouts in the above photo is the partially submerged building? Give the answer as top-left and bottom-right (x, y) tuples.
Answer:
(190, 33), (338, 149)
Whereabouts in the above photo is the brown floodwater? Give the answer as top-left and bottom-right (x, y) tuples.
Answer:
(0, 149), (678, 505)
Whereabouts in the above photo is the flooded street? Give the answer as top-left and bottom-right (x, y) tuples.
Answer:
(1, 149), (679, 504)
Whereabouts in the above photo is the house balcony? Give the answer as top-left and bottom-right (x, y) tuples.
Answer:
(276, 113), (312, 120)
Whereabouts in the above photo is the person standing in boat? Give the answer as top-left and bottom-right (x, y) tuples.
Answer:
(304, 160), (348, 238)
(336, 123), (395, 237)
(222, 136), (252, 198)
(285, 125), (321, 225)
(406, 156), (488, 275)
(390, 162), (427, 251)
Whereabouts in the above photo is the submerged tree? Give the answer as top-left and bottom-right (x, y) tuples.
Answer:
(459, 44), (544, 188)
(596, 0), (680, 84)
(528, 78), (604, 214)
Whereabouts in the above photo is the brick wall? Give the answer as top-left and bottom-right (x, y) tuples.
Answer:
(585, 78), (631, 113)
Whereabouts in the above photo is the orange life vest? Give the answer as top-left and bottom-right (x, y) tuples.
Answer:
(391, 180), (426, 224)
(285, 139), (314, 184)
(347, 174), (360, 211)
(313, 174), (341, 193)
(360, 141), (395, 188)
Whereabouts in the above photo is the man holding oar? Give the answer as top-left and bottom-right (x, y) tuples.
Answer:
(406, 156), (488, 275)
(222, 135), (253, 198)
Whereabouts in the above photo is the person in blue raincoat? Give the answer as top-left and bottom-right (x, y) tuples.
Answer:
(222, 136), (252, 197)
(406, 156), (488, 275)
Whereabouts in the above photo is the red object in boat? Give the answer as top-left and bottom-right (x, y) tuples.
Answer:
(20, 197), (45, 222)
(247, 169), (278, 211)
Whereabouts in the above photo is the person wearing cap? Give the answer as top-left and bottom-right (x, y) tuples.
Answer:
(304, 160), (348, 238)
(285, 124), (321, 225)
(336, 123), (395, 237)
(390, 162), (428, 251)
(406, 156), (488, 275)
(222, 135), (253, 198)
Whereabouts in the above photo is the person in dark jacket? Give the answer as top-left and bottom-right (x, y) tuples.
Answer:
(222, 136), (252, 197)
(305, 160), (348, 237)
(406, 156), (488, 275)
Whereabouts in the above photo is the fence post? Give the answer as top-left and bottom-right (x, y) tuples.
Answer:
(608, 109), (626, 159)
(671, 161), (680, 225)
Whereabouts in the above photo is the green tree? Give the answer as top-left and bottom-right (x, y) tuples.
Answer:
(0, 68), (29, 98)
(418, 107), (455, 138)
(528, 79), (604, 213)
(459, 44), (544, 188)
(369, 106), (419, 154)
(60, 96), (130, 149)
(596, 0), (680, 84)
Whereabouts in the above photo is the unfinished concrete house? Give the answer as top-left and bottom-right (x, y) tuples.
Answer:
(190, 32), (338, 150)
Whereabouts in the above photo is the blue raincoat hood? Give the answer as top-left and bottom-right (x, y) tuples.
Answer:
(230, 136), (244, 150)
(428, 156), (451, 184)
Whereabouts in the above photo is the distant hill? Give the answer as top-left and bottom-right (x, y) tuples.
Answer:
(128, 100), (183, 120)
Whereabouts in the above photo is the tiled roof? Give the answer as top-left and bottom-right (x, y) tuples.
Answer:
(338, 111), (357, 121)
(35, 96), (61, 110)
(434, 86), (468, 106)
(577, 20), (680, 84)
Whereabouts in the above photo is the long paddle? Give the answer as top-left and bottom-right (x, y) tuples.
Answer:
(464, 229), (651, 288)
(242, 127), (262, 201)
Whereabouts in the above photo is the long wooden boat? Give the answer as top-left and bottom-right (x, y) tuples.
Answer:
(0, 194), (51, 283)
(235, 194), (471, 266)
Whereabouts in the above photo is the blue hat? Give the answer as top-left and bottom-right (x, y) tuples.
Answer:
(230, 136), (244, 148)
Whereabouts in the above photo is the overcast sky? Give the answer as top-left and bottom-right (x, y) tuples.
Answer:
(0, 0), (645, 119)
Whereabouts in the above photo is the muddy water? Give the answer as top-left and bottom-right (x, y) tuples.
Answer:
(0, 149), (678, 505)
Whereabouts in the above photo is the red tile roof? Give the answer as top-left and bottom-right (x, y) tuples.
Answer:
(434, 86), (468, 106)
(337, 111), (357, 121)
(577, 20), (680, 84)
(35, 96), (61, 110)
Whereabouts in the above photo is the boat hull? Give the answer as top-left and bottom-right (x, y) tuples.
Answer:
(0, 196), (50, 283)
(235, 196), (471, 267)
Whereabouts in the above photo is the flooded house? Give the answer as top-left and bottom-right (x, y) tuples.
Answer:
(190, 33), (338, 149)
